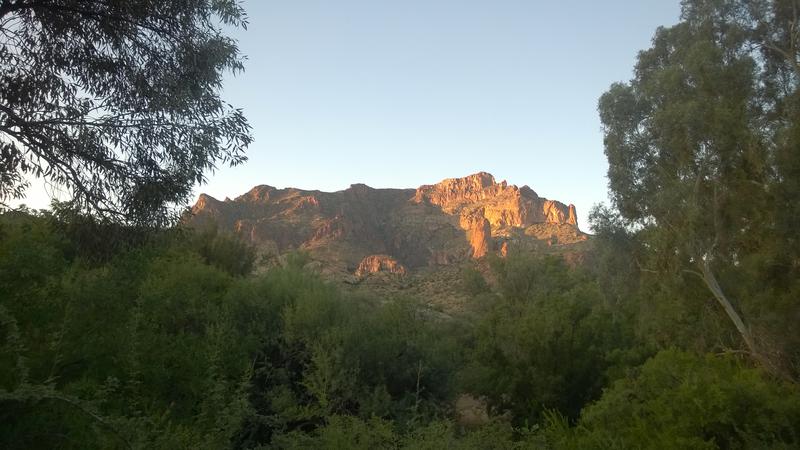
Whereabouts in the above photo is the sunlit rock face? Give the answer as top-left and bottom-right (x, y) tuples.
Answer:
(355, 254), (407, 278)
(186, 172), (586, 278)
(459, 209), (493, 259)
(412, 172), (579, 257)
(412, 172), (577, 228)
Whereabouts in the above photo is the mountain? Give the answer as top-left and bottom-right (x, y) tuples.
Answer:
(187, 172), (589, 310)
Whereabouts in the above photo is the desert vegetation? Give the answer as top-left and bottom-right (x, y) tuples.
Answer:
(2, 0), (800, 448)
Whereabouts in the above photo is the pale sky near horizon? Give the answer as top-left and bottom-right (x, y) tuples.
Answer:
(15, 1), (681, 231)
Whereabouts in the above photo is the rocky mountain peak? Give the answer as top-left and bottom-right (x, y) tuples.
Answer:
(238, 185), (276, 203)
(187, 172), (587, 282)
(412, 172), (577, 229)
(413, 172), (506, 212)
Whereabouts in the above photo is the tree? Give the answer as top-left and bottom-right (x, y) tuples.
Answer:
(0, 0), (252, 224)
(598, 0), (800, 376)
(545, 349), (800, 449)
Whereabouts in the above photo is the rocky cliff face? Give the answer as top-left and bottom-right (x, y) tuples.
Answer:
(413, 172), (577, 228)
(355, 254), (407, 278)
(186, 173), (586, 279)
(412, 172), (578, 257)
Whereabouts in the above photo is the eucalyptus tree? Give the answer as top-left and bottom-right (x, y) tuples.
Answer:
(0, 0), (252, 225)
(598, 0), (800, 377)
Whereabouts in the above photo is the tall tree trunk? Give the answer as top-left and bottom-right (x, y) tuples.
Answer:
(698, 260), (757, 353)
(697, 260), (791, 380)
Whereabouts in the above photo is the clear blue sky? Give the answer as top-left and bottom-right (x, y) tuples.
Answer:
(18, 0), (681, 230)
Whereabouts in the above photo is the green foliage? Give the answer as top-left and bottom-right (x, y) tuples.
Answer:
(3, 210), (798, 448)
(274, 415), (397, 450)
(274, 417), (537, 450)
(597, 0), (800, 377)
(191, 226), (257, 276)
(462, 255), (635, 424)
(0, 213), (258, 449)
(461, 267), (490, 296)
(237, 272), (466, 445)
(0, 0), (251, 224)
(0, 213), (465, 447)
(545, 349), (800, 449)
(4, 1), (800, 447)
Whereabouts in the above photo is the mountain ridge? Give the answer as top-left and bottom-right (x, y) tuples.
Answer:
(187, 172), (588, 283)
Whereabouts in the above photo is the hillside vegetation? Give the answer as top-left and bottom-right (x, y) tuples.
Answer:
(1, 207), (798, 449)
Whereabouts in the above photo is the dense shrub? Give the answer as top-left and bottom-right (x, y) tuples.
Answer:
(544, 349), (800, 449)
(461, 255), (635, 424)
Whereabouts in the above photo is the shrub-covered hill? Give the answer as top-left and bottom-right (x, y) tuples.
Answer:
(1, 209), (798, 449)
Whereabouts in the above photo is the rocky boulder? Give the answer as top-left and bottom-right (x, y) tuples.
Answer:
(354, 254), (407, 278)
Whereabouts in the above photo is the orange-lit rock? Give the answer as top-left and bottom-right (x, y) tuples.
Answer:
(499, 240), (510, 257)
(355, 254), (407, 278)
(569, 205), (578, 226)
(185, 172), (586, 273)
(459, 209), (493, 258)
(413, 172), (578, 230)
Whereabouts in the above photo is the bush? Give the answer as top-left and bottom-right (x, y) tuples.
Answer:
(461, 255), (631, 424)
(548, 349), (800, 449)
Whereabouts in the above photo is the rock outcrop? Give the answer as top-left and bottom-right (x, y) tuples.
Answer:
(411, 172), (579, 257)
(459, 209), (493, 259)
(413, 172), (577, 229)
(355, 254), (407, 278)
(185, 172), (586, 279)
